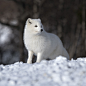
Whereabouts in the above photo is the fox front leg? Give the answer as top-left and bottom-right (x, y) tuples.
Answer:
(27, 51), (33, 64)
(36, 53), (43, 63)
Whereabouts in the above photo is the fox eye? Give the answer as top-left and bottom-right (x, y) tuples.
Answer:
(35, 25), (38, 27)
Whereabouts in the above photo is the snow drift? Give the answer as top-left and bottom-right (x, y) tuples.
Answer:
(0, 56), (86, 86)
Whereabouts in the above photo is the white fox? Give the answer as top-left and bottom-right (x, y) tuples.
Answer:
(24, 18), (69, 63)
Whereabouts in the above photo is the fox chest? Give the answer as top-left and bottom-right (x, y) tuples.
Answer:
(27, 38), (48, 54)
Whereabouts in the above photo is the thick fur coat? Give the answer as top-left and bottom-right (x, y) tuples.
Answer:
(24, 18), (69, 63)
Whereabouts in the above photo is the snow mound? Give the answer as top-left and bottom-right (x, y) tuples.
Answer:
(0, 56), (86, 86)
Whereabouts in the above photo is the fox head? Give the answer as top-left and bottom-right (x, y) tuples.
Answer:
(25, 18), (44, 35)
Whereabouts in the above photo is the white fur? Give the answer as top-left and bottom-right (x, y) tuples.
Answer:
(24, 18), (69, 63)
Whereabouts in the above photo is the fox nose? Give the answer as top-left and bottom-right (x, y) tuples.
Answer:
(41, 29), (43, 32)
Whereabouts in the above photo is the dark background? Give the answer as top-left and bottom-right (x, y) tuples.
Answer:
(0, 0), (85, 65)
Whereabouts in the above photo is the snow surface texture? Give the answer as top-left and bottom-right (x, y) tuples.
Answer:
(0, 56), (86, 86)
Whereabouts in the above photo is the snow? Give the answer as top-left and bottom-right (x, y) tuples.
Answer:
(9, 20), (18, 25)
(0, 24), (12, 45)
(0, 56), (86, 86)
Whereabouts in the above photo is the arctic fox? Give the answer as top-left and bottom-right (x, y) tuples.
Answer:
(24, 18), (69, 63)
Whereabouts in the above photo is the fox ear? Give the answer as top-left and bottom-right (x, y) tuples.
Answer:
(38, 18), (41, 22)
(28, 18), (32, 24)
